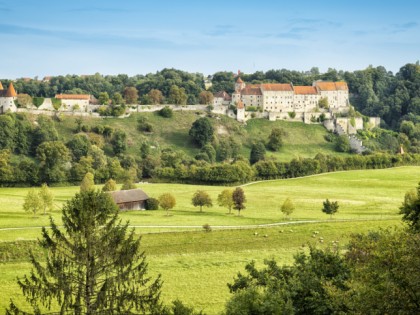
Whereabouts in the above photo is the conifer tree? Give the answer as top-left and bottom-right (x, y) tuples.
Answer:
(7, 190), (163, 315)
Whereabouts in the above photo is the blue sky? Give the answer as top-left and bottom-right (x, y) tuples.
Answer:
(1, 0), (419, 78)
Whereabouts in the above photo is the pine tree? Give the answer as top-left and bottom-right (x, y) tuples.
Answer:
(8, 190), (163, 315)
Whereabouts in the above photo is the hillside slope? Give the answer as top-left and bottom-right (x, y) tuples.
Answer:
(55, 112), (345, 161)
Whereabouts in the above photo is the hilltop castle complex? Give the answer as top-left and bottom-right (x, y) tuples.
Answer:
(213, 77), (350, 121)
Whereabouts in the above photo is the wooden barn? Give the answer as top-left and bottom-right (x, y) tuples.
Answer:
(108, 189), (149, 211)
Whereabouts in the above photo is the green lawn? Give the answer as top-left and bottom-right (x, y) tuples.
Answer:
(0, 167), (419, 314)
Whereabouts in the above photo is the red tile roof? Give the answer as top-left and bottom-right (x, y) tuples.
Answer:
(236, 77), (244, 83)
(6, 83), (17, 97)
(335, 82), (349, 91)
(237, 100), (244, 109)
(315, 81), (348, 91)
(294, 86), (318, 95)
(214, 91), (232, 100)
(241, 85), (262, 96)
(0, 82), (3, 90)
(261, 83), (293, 92)
(55, 94), (90, 100)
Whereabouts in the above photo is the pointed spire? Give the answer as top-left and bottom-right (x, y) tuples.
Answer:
(0, 82), (3, 90)
(6, 82), (17, 97)
(236, 77), (243, 83)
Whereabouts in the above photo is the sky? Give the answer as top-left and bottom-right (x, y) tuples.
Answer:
(1, 0), (420, 78)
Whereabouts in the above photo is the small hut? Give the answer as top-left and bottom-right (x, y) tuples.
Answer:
(108, 189), (149, 211)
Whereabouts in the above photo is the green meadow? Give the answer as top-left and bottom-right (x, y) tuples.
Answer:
(0, 167), (419, 313)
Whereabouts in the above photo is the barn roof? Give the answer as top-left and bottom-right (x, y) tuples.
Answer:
(108, 189), (149, 204)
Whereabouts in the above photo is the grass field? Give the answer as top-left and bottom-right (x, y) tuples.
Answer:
(0, 167), (419, 313)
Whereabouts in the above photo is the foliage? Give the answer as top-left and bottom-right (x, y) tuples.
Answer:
(67, 134), (91, 161)
(80, 172), (95, 192)
(288, 111), (296, 118)
(23, 188), (42, 216)
(7, 190), (163, 315)
(318, 97), (329, 109)
(199, 91), (214, 105)
(322, 199), (339, 218)
(98, 91), (110, 105)
(159, 106), (174, 118)
(281, 197), (295, 218)
(168, 85), (187, 105)
(145, 197), (160, 210)
(159, 193), (176, 215)
(36, 141), (71, 184)
(32, 97), (44, 108)
(102, 178), (117, 192)
(217, 189), (234, 214)
(344, 229), (420, 314)
(39, 183), (54, 215)
(267, 127), (284, 151)
(335, 135), (350, 152)
(250, 142), (266, 164)
(148, 89), (164, 105)
(191, 190), (213, 212)
(121, 180), (137, 190)
(189, 117), (214, 147)
(124, 86), (139, 104)
(111, 129), (127, 154)
(399, 182), (420, 231)
(112, 92), (125, 105)
(232, 187), (246, 215)
(226, 247), (350, 315)
(16, 93), (33, 108)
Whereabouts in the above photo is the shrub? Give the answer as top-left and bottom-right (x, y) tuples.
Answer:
(288, 111), (296, 119)
(159, 106), (173, 118)
(32, 97), (45, 108)
(202, 224), (212, 232)
(145, 198), (159, 210)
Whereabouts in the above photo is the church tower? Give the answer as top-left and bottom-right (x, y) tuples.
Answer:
(235, 77), (246, 92)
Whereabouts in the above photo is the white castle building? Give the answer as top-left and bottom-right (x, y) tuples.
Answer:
(228, 77), (349, 113)
(0, 82), (18, 114)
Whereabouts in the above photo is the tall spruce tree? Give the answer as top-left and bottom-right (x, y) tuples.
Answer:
(7, 190), (163, 315)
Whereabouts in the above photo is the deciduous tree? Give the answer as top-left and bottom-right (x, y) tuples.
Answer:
(159, 193), (176, 216)
(250, 142), (266, 164)
(148, 89), (163, 105)
(322, 199), (339, 219)
(124, 87), (139, 104)
(217, 189), (234, 214)
(80, 172), (95, 192)
(189, 117), (214, 147)
(232, 187), (246, 215)
(23, 188), (41, 217)
(281, 197), (295, 219)
(39, 183), (53, 215)
(399, 183), (420, 231)
(192, 190), (213, 212)
(199, 91), (214, 105)
(102, 178), (117, 192)
(267, 128), (284, 151)
(98, 91), (110, 105)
